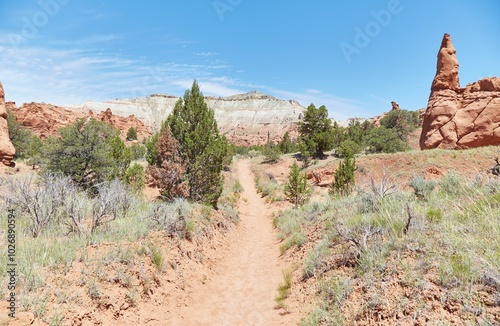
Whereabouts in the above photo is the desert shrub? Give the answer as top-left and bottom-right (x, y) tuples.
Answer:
(62, 185), (89, 236)
(147, 199), (191, 237)
(2, 174), (72, 237)
(284, 161), (311, 208)
(338, 139), (361, 158)
(262, 143), (281, 163)
(379, 109), (419, 141)
(330, 156), (356, 197)
(129, 144), (146, 160)
(438, 171), (465, 196)
(365, 126), (409, 153)
(90, 179), (131, 233)
(126, 127), (138, 141)
(219, 204), (239, 224)
(41, 119), (131, 188)
(124, 163), (146, 193)
(409, 175), (435, 200)
(247, 150), (261, 158)
(303, 239), (332, 279)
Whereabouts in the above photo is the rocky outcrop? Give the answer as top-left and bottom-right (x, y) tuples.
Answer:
(12, 103), (151, 141)
(71, 91), (303, 146)
(0, 82), (16, 166)
(420, 34), (500, 149)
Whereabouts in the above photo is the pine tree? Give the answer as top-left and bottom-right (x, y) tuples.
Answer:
(329, 156), (356, 196)
(284, 161), (311, 208)
(166, 80), (228, 207)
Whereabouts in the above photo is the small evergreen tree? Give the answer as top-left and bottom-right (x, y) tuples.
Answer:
(166, 80), (228, 207)
(365, 126), (409, 153)
(329, 156), (356, 196)
(380, 109), (419, 141)
(298, 104), (334, 158)
(278, 131), (295, 154)
(126, 127), (138, 141)
(284, 161), (311, 208)
(125, 163), (146, 193)
(262, 142), (281, 163)
(41, 118), (127, 188)
(338, 139), (361, 158)
(145, 133), (160, 165)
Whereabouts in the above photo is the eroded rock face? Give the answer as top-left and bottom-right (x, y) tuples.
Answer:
(0, 82), (16, 166)
(12, 103), (151, 141)
(71, 91), (303, 146)
(420, 34), (500, 149)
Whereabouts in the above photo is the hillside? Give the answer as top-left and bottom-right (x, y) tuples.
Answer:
(70, 91), (303, 145)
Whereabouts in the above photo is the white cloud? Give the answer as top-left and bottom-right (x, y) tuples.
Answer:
(0, 41), (370, 121)
(194, 51), (219, 56)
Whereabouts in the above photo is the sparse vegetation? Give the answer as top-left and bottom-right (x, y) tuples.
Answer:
(284, 161), (311, 208)
(275, 268), (293, 311)
(329, 155), (356, 196)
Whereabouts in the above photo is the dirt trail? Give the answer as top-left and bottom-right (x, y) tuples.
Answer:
(169, 159), (290, 325)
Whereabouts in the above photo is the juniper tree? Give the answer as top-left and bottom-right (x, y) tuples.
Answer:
(298, 104), (334, 158)
(42, 118), (130, 188)
(126, 127), (138, 141)
(329, 155), (356, 196)
(284, 161), (311, 208)
(165, 80), (228, 207)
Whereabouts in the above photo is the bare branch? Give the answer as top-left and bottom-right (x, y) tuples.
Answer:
(404, 203), (414, 235)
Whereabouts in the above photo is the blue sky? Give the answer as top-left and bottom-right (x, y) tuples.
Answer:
(0, 1), (499, 121)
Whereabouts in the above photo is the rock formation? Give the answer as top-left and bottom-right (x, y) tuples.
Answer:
(71, 91), (303, 146)
(391, 101), (400, 111)
(0, 82), (16, 166)
(420, 33), (500, 149)
(12, 103), (150, 141)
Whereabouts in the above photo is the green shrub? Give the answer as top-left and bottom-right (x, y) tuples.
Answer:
(426, 207), (443, 223)
(365, 126), (409, 153)
(262, 143), (281, 163)
(330, 156), (356, 196)
(41, 118), (131, 188)
(379, 109), (419, 141)
(125, 163), (146, 193)
(129, 144), (146, 160)
(6, 109), (41, 160)
(338, 139), (361, 158)
(284, 161), (311, 208)
(126, 127), (138, 141)
(409, 176), (435, 200)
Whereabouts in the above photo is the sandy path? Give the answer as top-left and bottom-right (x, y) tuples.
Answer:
(169, 159), (288, 325)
